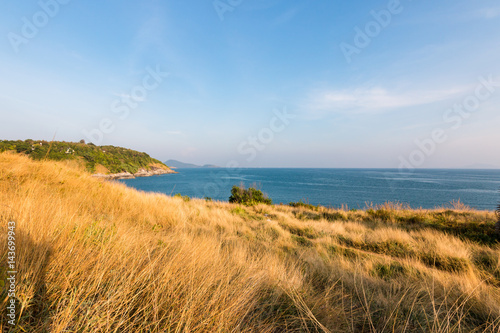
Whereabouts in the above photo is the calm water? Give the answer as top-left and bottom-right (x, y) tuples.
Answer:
(118, 169), (500, 210)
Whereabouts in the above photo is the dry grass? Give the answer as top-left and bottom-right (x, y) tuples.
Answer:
(0, 153), (499, 332)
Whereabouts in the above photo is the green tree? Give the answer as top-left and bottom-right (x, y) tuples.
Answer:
(229, 185), (272, 206)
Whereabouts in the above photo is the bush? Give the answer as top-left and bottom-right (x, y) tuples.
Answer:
(229, 185), (272, 206)
(367, 209), (393, 221)
(289, 200), (319, 211)
(174, 193), (190, 202)
(322, 211), (348, 222)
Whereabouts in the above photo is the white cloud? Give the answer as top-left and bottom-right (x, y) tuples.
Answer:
(476, 7), (500, 19)
(303, 85), (469, 116)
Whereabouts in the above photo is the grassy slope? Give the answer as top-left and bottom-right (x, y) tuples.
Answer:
(0, 140), (171, 174)
(0, 153), (499, 332)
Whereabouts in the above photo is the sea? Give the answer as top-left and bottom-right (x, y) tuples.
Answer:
(118, 168), (500, 211)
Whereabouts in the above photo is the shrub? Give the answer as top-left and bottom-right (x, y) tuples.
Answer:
(229, 185), (272, 206)
(322, 211), (348, 222)
(367, 209), (393, 221)
(289, 200), (318, 211)
(230, 207), (261, 221)
(291, 235), (313, 247)
(174, 193), (190, 202)
(372, 262), (407, 280)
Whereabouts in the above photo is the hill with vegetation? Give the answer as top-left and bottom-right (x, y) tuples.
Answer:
(1, 153), (499, 332)
(0, 139), (172, 176)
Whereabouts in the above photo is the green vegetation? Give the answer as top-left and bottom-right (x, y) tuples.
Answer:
(289, 200), (320, 211)
(228, 185), (272, 206)
(287, 201), (499, 246)
(174, 193), (191, 202)
(0, 139), (168, 174)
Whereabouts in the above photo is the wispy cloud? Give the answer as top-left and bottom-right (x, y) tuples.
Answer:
(475, 7), (500, 19)
(303, 85), (469, 116)
(273, 7), (299, 26)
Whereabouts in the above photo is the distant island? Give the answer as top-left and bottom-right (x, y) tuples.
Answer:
(165, 159), (219, 169)
(0, 139), (175, 179)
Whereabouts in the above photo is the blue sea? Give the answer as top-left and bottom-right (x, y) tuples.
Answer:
(118, 168), (500, 211)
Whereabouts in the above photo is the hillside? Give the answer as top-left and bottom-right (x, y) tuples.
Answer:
(1, 153), (500, 332)
(0, 139), (174, 177)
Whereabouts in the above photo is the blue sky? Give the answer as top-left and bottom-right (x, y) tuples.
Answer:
(1, 0), (499, 168)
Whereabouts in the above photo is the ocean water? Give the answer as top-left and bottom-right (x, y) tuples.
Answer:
(118, 168), (500, 211)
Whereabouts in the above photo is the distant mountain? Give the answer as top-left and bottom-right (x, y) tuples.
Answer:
(165, 159), (219, 169)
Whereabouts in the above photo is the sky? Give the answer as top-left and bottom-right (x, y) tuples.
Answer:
(0, 0), (499, 168)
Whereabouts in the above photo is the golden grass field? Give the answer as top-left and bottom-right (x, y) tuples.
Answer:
(1, 152), (499, 332)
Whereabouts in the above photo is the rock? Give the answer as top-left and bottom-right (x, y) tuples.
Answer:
(92, 166), (176, 180)
(92, 172), (135, 180)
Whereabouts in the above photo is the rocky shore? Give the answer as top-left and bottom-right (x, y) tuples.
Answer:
(93, 166), (177, 180)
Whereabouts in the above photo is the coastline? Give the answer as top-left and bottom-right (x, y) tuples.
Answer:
(92, 166), (177, 180)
